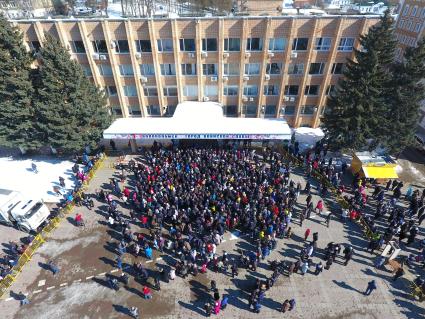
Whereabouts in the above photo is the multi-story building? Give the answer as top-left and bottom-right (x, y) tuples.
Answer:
(14, 15), (379, 128)
(394, 0), (425, 136)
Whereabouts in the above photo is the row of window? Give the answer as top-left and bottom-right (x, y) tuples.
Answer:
(96, 62), (345, 77)
(112, 104), (322, 118)
(395, 32), (417, 47)
(69, 37), (355, 54)
(398, 19), (423, 33)
(115, 83), (336, 97)
(402, 4), (425, 18)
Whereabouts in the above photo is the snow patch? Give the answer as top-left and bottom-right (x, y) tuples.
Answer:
(395, 165), (403, 174)
(0, 156), (76, 203)
(37, 232), (102, 257)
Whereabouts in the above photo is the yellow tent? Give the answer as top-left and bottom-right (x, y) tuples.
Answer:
(351, 152), (398, 180)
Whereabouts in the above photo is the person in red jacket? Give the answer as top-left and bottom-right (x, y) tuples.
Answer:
(304, 228), (311, 241)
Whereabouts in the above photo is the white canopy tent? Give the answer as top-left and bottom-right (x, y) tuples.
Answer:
(103, 102), (292, 142)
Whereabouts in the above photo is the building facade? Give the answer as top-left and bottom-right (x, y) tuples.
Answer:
(15, 15), (379, 128)
(394, 0), (425, 136)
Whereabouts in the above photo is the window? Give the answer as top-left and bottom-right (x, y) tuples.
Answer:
(160, 64), (176, 76)
(244, 63), (260, 75)
(129, 106), (142, 116)
(243, 105), (257, 117)
(412, 6), (417, 16)
(157, 39), (173, 52)
(268, 38), (286, 51)
(399, 20), (404, 29)
(407, 20), (413, 31)
(106, 86), (117, 96)
(146, 105), (160, 116)
(246, 38), (263, 51)
(179, 38), (196, 51)
(28, 41), (41, 52)
(300, 105), (316, 115)
(224, 38), (240, 51)
(92, 40), (107, 53)
(304, 85), (319, 96)
(331, 63), (344, 74)
(163, 87), (178, 96)
(165, 105), (177, 117)
(338, 38), (354, 51)
(224, 105), (238, 117)
(140, 64), (155, 76)
(284, 105), (295, 115)
(204, 85), (218, 96)
(284, 85), (299, 96)
(263, 85), (279, 96)
(143, 87), (158, 97)
(202, 38), (217, 51)
(292, 38), (308, 51)
(223, 86), (238, 96)
(118, 64), (134, 76)
(315, 37), (331, 51)
(123, 85), (137, 97)
(181, 63), (197, 75)
(70, 40), (85, 53)
(183, 85), (198, 97)
(223, 63), (239, 76)
(422, 7), (425, 18)
(415, 23), (421, 32)
(309, 62), (325, 75)
(243, 85), (258, 96)
(264, 105), (277, 117)
(287, 63), (304, 75)
(111, 106), (123, 116)
(202, 64), (218, 76)
(135, 40), (152, 53)
(81, 65), (92, 76)
(266, 63), (282, 75)
(97, 64), (113, 76)
(114, 40), (129, 53)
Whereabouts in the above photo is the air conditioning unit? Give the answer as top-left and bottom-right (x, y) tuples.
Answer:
(135, 52), (142, 59)
(201, 51), (208, 58)
(245, 52), (251, 58)
(188, 52), (195, 58)
(289, 97), (295, 102)
(99, 54), (107, 60)
(110, 41), (117, 48)
(268, 51), (275, 58)
(203, 96), (210, 102)
(92, 53), (100, 60)
(264, 74), (270, 81)
(243, 76), (249, 81)
(284, 96), (289, 101)
(290, 51), (298, 59)
(222, 76), (229, 82)
(140, 76), (148, 83)
(223, 52), (229, 58)
(210, 76), (218, 82)
(249, 97), (254, 102)
(242, 96), (248, 102)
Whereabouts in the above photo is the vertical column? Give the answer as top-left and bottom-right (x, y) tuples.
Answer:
(276, 18), (295, 119)
(34, 21), (45, 46)
(196, 19), (203, 100)
(101, 20), (128, 117)
(312, 18), (343, 128)
(237, 18), (248, 117)
(148, 19), (166, 116)
(78, 21), (103, 88)
(125, 20), (146, 117)
(54, 21), (68, 47)
(171, 19), (183, 103)
(256, 18), (272, 118)
(218, 19), (224, 104)
(293, 18), (319, 127)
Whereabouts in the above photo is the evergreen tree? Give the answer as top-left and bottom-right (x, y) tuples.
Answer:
(384, 40), (425, 154)
(322, 11), (397, 151)
(0, 15), (39, 149)
(32, 34), (111, 153)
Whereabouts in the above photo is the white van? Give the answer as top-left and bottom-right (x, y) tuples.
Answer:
(0, 189), (50, 233)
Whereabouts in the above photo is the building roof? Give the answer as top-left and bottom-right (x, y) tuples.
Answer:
(103, 101), (292, 140)
(353, 151), (396, 165)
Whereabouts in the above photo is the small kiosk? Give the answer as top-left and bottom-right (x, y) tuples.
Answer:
(350, 151), (398, 182)
(103, 102), (292, 151)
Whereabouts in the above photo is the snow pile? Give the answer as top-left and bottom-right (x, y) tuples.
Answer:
(0, 157), (76, 203)
(293, 127), (325, 152)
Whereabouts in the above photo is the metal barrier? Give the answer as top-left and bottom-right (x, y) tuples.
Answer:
(0, 154), (107, 298)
